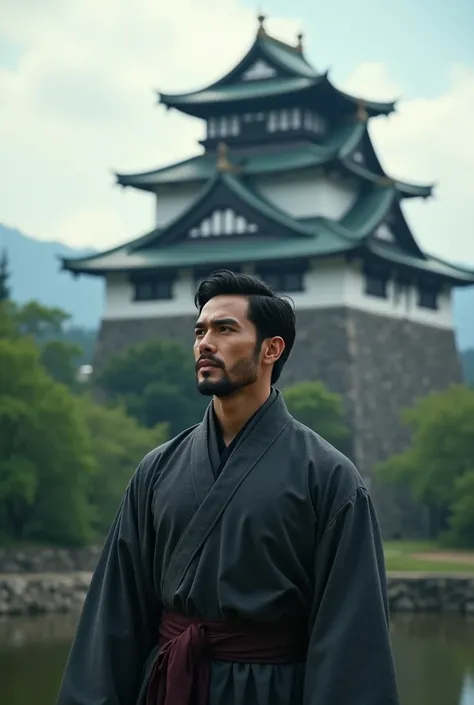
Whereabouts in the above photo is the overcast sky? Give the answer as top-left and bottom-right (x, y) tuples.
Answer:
(1, 0), (473, 267)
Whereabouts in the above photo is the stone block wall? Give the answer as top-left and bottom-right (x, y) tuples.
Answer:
(2, 570), (473, 617)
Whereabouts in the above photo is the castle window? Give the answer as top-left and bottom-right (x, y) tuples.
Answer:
(291, 108), (301, 129)
(267, 111), (278, 132)
(189, 209), (259, 238)
(208, 118), (217, 138)
(364, 270), (388, 299)
(133, 277), (173, 301)
(258, 269), (305, 293)
(230, 116), (240, 135)
(418, 287), (439, 310)
(280, 109), (290, 130)
(219, 116), (228, 137)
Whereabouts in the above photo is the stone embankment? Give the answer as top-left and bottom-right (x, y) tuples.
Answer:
(0, 546), (101, 574)
(0, 546), (98, 616)
(0, 573), (92, 616)
(387, 574), (474, 614)
(1, 547), (474, 616)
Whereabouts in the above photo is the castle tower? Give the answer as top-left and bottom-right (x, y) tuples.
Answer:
(61, 18), (474, 536)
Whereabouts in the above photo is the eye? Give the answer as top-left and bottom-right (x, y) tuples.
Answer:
(219, 325), (233, 333)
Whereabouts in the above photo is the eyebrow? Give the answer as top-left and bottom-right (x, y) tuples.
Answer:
(194, 317), (240, 330)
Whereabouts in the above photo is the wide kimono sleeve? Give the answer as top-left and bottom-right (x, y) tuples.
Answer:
(303, 485), (400, 705)
(56, 455), (160, 705)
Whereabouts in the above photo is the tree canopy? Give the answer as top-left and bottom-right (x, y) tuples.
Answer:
(376, 385), (474, 546)
(282, 380), (349, 451)
(0, 299), (167, 546)
(0, 335), (94, 544)
(96, 339), (207, 436)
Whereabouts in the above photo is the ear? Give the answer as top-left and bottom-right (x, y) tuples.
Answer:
(261, 337), (285, 367)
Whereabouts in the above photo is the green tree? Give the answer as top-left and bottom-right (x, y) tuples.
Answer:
(97, 339), (207, 435)
(80, 397), (168, 536)
(5, 300), (84, 389)
(376, 385), (474, 543)
(282, 380), (349, 450)
(15, 300), (71, 338)
(39, 338), (83, 389)
(0, 336), (94, 544)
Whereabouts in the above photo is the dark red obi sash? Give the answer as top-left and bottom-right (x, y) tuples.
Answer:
(146, 610), (307, 705)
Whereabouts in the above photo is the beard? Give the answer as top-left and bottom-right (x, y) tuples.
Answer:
(196, 347), (260, 398)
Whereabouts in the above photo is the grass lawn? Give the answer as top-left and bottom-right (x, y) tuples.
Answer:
(384, 541), (474, 573)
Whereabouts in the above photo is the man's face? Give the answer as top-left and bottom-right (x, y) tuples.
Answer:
(194, 295), (261, 397)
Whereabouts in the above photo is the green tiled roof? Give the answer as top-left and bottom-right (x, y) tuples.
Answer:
(339, 187), (396, 234)
(116, 122), (365, 190)
(344, 161), (433, 199)
(160, 77), (316, 108)
(259, 36), (316, 79)
(61, 167), (474, 285)
(158, 31), (395, 118)
(159, 73), (394, 118)
(116, 121), (432, 201)
(61, 231), (355, 275)
(61, 177), (393, 274)
(368, 241), (474, 284)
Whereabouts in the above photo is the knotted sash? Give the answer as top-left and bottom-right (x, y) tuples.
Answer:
(146, 610), (307, 705)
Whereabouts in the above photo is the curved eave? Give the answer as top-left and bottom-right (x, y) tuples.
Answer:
(115, 155), (208, 192)
(115, 122), (366, 192)
(158, 74), (396, 119)
(338, 186), (396, 237)
(367, 242), (474, 286)
(342, 160), (434, 199)
(158, 76), (318, 117)
(60, 231), (356, 277)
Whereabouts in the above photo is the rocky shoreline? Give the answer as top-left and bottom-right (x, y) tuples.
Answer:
(1, 571), (474, 617)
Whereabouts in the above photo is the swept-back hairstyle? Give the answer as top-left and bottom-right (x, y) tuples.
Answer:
(194, 269), (296, 384)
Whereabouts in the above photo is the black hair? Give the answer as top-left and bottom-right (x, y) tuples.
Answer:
(194, 269), (296, 384)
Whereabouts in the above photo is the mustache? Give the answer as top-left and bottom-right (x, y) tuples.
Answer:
(196, 354), (224, 370)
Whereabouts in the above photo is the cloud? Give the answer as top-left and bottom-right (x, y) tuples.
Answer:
(0, 0), (473, 269)
(0, 0), (299, 247)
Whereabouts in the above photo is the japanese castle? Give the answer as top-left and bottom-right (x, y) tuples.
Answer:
(62, 17), (474, 536)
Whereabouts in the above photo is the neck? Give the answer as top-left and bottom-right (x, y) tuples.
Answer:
(213, 384), (271, 446)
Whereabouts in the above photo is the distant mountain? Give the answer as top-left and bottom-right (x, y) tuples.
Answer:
(1, 223), (473, 350)
(1, 223), (103, 329)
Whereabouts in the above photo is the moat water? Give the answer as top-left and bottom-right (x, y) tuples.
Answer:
(0, 613), (473, 704)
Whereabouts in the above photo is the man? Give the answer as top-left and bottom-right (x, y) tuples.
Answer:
(56, 270), (399, 705)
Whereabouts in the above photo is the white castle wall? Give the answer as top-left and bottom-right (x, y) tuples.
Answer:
(251, 171), (357, 220)
(102, 260), (453, 330)
(155, 184), (202, 228)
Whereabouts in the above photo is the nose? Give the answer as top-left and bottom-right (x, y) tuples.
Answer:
(197, 332), (217, 355)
